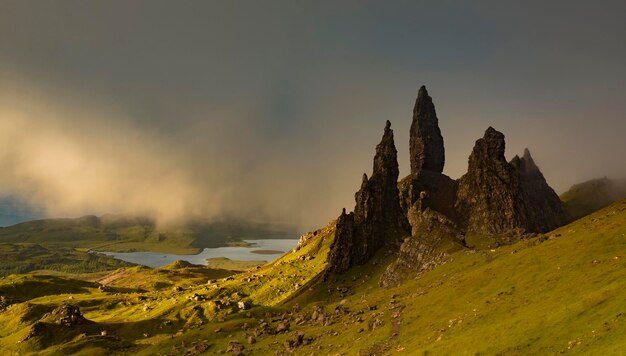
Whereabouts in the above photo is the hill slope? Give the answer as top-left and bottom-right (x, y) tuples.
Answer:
(0, 200), (624, 354)
(0, 214), (297, 255)
(561, 177), (626, 220)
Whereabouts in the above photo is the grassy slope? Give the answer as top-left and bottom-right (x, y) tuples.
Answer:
(0, 201), (624, 355)
(561, 177), (626, 220)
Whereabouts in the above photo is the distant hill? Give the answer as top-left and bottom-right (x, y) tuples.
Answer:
(0, 243), (135, 277)
(560, 177), (626, 220)
(0, 214), (298, 254)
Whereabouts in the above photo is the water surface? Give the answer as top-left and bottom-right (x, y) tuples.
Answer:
(99, 239), (297, 268)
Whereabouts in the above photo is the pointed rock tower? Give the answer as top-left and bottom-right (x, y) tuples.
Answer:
(455, 127), (523, 234)
(400, 86), (458, 223)
(329, 85), (570, 279)
(410, 86), (445, 174)
(327, 121), (409, 274)
(456, 128), (569, 235)
(511, 148), (570, 232)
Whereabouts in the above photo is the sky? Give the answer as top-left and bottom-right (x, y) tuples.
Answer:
(0, 1), (625, 229)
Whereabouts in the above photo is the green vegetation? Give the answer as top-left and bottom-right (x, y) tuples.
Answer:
(250, 249), (284, 255)
(0, 243), (135, 277)
(205, 258), (266, 271)
(561, 177), (626, 220)
(0, 201), (624, 354)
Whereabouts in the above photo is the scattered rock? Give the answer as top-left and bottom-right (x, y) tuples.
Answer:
(50, 305), (87, 327)
(0, 296), (14, 312)
(20, 322), (45, 342)
(226, 340), (244, 355)
(276, 322), (290, 333)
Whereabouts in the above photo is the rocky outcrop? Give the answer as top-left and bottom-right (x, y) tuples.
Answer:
(510, 148), (570, 231)
(456, 128), (568, 235)
(399, 170), (459, 225)
(455, 127), (523, 235)
(0, 296), (13, 312)
(380, 209), (462, 287)
(328, 86), (569, 277)
(410, 86), (445, 174)
(326, 121), (410, 273)
(46, 304), (87, 326)
(326, 209), (355, 273)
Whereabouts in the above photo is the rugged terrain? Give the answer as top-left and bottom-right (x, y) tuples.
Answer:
(0, 87), (623, 355)
(0, 198), (623, 355)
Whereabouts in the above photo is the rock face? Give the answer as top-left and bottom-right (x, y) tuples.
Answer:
(510, 148), (570, 232)
(48, 304), (87, 327)
(328, 86), (568, 277)
(401, 86), (458, 235)
(326, 209), (355, 273)
(410, 86), (445, 174)
(380, 209), (461, 287)
(398, 170), (458, 225)
(326, 121), (410, 273)
(456, 128), (569, 235)
(455, 127), (523, 234)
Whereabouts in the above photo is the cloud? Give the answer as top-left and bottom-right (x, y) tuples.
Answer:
(0, 78), (377, 230)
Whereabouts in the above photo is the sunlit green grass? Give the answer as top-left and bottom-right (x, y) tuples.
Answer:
(0, 201), (624, 354)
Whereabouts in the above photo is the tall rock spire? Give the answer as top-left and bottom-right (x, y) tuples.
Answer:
(410, 86), (445, 174)
(455, 127), (522, 235)
(327, 121), (409, 274)
(511, 148), (570, 232)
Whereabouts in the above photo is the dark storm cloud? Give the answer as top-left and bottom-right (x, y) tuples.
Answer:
(0, 1), (624, 229)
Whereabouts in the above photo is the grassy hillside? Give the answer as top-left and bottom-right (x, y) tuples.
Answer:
(0, 214), (298, 255)
(561, 177), (626, 220)
(0, 243), (135, 277)
(0, 202), (624, 354)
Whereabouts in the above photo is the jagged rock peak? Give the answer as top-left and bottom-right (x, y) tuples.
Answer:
(326, 121), (409, 274)
(522, 148), (539, 171)
(410, 85), (445, 174)
(457, 127), (569, 235)
(325, 209), (355, 274)
(373, 120), (399, 178)
(467, 127), (508, 170)
(455, 127), (521, 235)
(483, 126), (505, 152)
(510, 148), (540, 175)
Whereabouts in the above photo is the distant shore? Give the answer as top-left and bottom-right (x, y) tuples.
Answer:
(250, 249), (284, 255)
